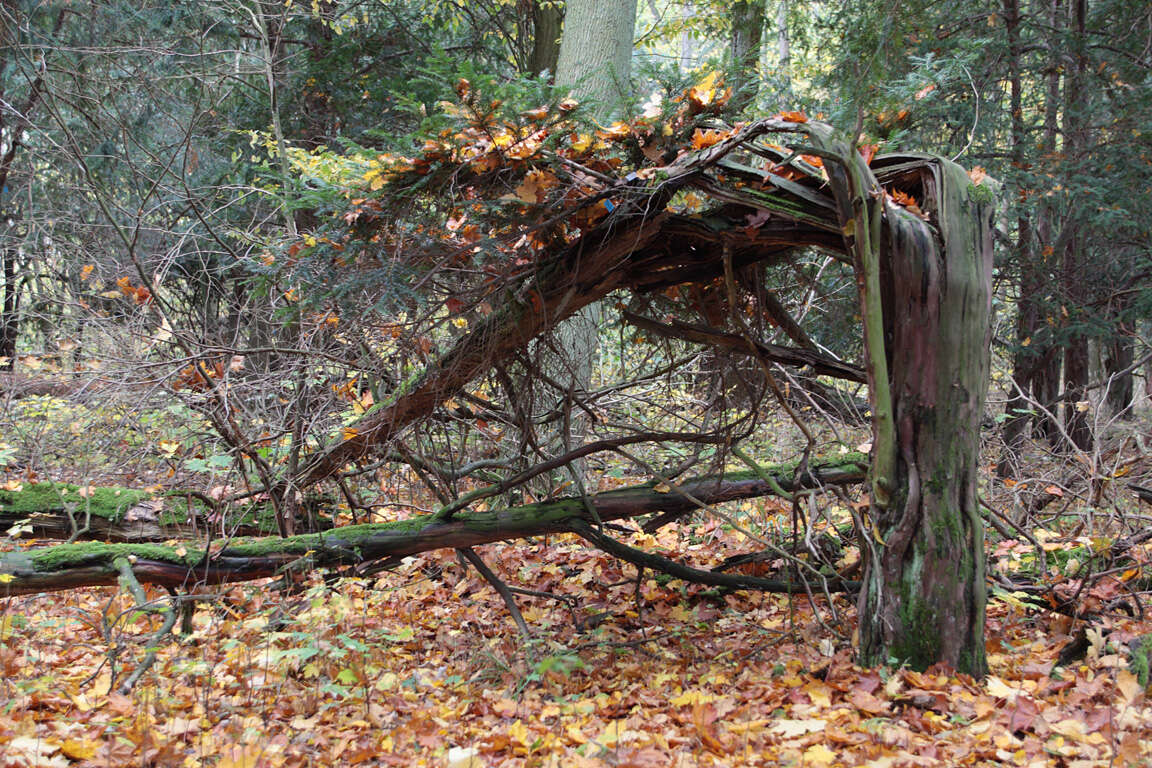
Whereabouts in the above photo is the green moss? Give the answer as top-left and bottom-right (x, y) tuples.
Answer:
(29, 541), (201, 570)
(890, 593), (941, 671)
(1127, 635), (1152, 688)
(967, 182), (995, 207)
(0, 483), (150, 522)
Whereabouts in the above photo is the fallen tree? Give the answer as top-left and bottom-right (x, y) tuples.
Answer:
(0, 455), (866, 597)
(10, 83), (995, 674)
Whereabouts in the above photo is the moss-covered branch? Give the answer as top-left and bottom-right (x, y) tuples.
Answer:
(1, 455), (866, 597)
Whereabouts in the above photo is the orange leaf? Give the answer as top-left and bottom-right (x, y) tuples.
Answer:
(777, 110), (809, 123)
(691, 128), (728, 150)
(890, 190), (914, 205)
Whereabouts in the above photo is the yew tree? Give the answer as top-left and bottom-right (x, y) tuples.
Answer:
(1, 76), (994, 674)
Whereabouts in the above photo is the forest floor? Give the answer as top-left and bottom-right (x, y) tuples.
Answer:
(3, 508), (1152, 767)
(2, 393), (1152, 766)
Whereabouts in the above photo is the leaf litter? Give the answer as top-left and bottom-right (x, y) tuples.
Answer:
(1, 522), (1151, 767)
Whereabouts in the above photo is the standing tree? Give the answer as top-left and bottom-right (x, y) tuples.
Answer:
(532, 0), (638, 481)
(729, 0), (766, 113)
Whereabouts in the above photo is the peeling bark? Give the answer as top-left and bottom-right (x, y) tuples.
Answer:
(856, 160), (993, 676)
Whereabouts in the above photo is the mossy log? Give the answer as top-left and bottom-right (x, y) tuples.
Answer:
(0, 483), (168, 541)
(0, 456), (866, 597)
(0, 483), (331, 542)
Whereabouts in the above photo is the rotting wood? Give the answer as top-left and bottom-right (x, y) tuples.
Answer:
(0, 455), (866, 596)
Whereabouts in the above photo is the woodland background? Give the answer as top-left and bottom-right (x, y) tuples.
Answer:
(1, 1), (1152, 766)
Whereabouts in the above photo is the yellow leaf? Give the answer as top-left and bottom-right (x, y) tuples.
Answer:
(1115, 670), (1142, 704)
(217, 744), (263, 768)
(572, 133), (595, 153)
(985, 676), (1021, 701)
(804, 743), (837, 767)
(60, 740), (100, 760)
(507, 719), (531, 748)
(653, 482), (671, 493)
(342, 427), (359, 441)
(804, 680), (832, 707)
(0, 573), (14, 584)
(1048, 718), (1086, 739)
(670, 689), (717, 707)
(447, 746), (483, 768)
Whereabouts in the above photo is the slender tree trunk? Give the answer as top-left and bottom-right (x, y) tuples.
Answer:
(0, 247), (16, 370)
(540, 0), (637, 482)
(998, 0), (1037, 477)
(1031, 0), (1065, 446)
(1060, 0), (1092, 452)
(1104, 334), (1134, 419)
(729, 0), (766, 113)
(526, 0), (563, 77)
(776, 0), (791, 92)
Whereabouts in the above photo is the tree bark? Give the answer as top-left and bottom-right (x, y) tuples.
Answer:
(554, 0), (636, 115)
(1030, 0), (1066, 446)
(997, 0), (1038, 478)
(527, 1), (563, 77)
(1, 456), (867, 597)
(729, 0), (766, 113)
(0, 247), (17, 370)
(849, 156), (994, 675)
(531, 0), (637, 484)
(1104, 334), (1134, 418)
(1060, 0), (1092, 452)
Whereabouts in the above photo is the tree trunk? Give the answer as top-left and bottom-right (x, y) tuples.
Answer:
(1060, 0), (1092, 452)
(0, 247), (16, 370)
(1029, 0), (1066, 446)
(776, 0), (791, 92)
(0, 456), (866, 596)
(527, 1), (563, 77)
(537, 0), (637, 482)
(1104, 333), (1134, 419)
(554, 0), (636, 114)
(997, 0), (1037, 478)
(860, 160), (993, 675)
(729, 0), (766, 113)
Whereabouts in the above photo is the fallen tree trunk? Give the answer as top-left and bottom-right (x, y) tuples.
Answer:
(0, 483), (331, 543)
(0, 455), (865, 597)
